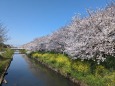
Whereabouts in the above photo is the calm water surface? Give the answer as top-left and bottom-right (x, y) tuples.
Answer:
(2, 54), (76, 86)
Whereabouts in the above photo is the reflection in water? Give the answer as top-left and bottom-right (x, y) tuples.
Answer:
(2, 54), (76, 86)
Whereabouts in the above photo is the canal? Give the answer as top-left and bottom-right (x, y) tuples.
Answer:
(2, 54), (75, 86)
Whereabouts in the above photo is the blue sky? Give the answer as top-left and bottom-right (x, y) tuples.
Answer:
(0, 0), (113, 46)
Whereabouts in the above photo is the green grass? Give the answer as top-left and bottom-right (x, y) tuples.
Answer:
(0, 60), (10, 76)
(1, 48), (14, 59)
(29, 52), (115, 86)
(0, 48), (14, 77)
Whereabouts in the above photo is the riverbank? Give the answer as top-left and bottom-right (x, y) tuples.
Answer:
(28, 52), (115, 86)
(0, 58), (12, 85)
(0, 49), (14, 85)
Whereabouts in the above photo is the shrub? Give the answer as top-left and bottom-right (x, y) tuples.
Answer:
(32, 53), (42, 58)
(72, 60), (90, 75)
(56, 55), (69, 67)
(100, 55), (115, 70)
(95, 65), (108, 77)
(84, 75), (105, 86)
(56, 54), (71, 74)
(104, 72), (115, 86)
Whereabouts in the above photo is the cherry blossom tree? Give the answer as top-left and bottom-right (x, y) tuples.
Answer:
(21, 3), (115, 63)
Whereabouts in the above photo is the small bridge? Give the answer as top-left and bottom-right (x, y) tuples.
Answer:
(11, 47), (25, 54)
(11, 47), (24, 50)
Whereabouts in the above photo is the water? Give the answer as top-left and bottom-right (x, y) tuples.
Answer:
(2, 54), (76, 86)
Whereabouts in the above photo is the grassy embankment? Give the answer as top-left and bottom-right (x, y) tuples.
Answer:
(0, 48), (14, 83)
(28, 51), (115, 86)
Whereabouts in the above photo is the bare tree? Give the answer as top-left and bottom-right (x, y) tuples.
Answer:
(0, 23), (8, 44)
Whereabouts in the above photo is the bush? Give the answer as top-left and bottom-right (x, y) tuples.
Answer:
(104, 72), (115, 86)
(95, 65), (108, 77)
(32, 53), (42, 58)
(100, 55), (115, 70)
(56, 54), (71, 74)
(72, 60), (90, 75)
(84, 75), (105, 86)
(56, 54), (70, 67)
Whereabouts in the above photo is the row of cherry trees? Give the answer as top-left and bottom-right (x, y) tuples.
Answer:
(22, 4), (115, 63)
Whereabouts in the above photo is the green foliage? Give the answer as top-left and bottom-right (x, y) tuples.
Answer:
(84, 75), (105, 86)
(0, 55), (3, 59)
(1, 48), (14, 58)
(0, 61), (7, 71)
(104, 72), (115, 86)
(56, 54), (71, 74)
(0, 60), (9, 75)
(100, 55), (115, 70)
(72, 60), (90, 75)
(0, 48), (13, 77)
(95, 65), (108, 77)
(19, 49), (27, 54)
